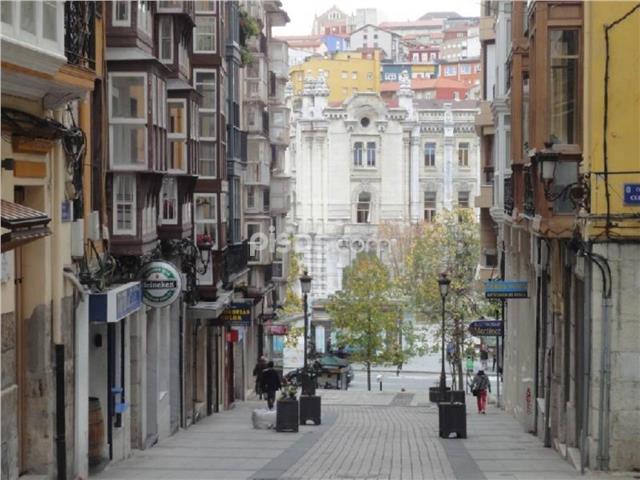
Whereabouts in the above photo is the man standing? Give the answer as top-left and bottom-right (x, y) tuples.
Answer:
(260, 361), (282, 410)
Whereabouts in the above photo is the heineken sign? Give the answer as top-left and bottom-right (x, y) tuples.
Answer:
(140, 261), (182, 308)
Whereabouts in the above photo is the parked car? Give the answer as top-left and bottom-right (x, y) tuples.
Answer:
(284, 355), (353, 389)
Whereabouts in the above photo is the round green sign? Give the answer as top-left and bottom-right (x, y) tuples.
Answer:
(139, 261), (182, 308)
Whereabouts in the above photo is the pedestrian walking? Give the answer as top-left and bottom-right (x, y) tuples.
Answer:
(253, 356), (267, 399)
(471, 370), (491, 414)
(260, 361), (282, 410)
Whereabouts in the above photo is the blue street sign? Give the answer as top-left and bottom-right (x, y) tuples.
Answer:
(484, 280), (528, 299)
(623, 184), (640, 205)
(468, 319), (503, 337)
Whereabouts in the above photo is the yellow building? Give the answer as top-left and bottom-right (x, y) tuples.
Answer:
(289, 51), (381, 103)
(584, 1), (640, 239)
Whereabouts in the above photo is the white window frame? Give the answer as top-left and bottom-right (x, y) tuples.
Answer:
(178, 34), (190, 75)
(159, 16), (173, 64)
(167, 99), (187, 173)
(457, 142), (470, 168)
(195, 1), (216, 14)
(160, 177), (178, 225)
(3, 1), (64, 55)
(353, 142), (363, 167)
(366, 141), (376, 167)
(247, 223), (261, 262)
(137, 1), (152, 36)
(424, 142), (436, 167)
(158, 1), (182, 13)
(112, 1), (131, 27)
(194, 193), (218, 250)
(108, 72), (148, 171)
(113, 174), (137, 235)
(424, 191), (437, 222)
(460, 64), (472, 75)
(194, 69), (217, 143)
(458, 191), (470, 208)
(356, 192), (371, 224)
(193, 14), (216, 54)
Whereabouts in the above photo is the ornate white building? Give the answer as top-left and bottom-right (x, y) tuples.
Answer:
(287, 73), (480, 298)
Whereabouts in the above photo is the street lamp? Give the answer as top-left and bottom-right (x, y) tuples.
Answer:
(300, 271), (312, 381)
(438, 272), (451, 395)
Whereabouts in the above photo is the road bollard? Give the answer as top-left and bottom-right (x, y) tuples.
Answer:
(377, 374), (382, 391)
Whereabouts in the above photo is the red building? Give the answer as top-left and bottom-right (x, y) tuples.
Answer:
(380, 77), (470, 101)
(438, 58), (481, 86)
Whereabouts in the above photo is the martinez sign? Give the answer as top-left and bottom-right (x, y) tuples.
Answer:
(140, 261), (182, 308)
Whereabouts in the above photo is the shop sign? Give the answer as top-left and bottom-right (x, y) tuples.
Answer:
(468, 319), (503, 337)
(219, 302), (252, 326)
(90, 282), (142, 323)
(265, 324), (288, 335)
(140, 261), (182, 308)
(623, 184), (640, 205)
(484, 280), (528, 299)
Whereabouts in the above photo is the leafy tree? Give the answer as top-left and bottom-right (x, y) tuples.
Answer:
(327, 253), (422, 390)
(397, 209), (492, 389)
(281, 245), (305, 348)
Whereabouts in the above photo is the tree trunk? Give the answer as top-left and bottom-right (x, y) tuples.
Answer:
(367, 361), (371, 391)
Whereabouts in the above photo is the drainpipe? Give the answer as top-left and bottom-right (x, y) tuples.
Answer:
(580, 249), (593, 474)
(589, 252), (612, 471)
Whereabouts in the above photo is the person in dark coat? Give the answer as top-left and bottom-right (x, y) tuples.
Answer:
(260, 361), (282, 410)
(253, 356), (267, 399)
(471, 370), (491, 414)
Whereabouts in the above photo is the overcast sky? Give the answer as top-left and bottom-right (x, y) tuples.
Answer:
(273, 0), (481, 36)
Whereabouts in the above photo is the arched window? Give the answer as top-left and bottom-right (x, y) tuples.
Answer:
(357, 192), (371, 224)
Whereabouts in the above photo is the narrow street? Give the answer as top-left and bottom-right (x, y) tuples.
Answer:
(94, 375), (611, 480)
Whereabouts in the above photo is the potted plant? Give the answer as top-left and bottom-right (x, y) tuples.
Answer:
(276, 385), (299, 432)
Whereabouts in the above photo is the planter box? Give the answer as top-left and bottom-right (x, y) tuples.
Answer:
(276, 398), (299, 432)
(438, 402), (467, 439)
(299, 395), (321, 425)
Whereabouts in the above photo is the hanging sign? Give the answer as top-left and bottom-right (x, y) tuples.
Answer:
(468, 319), (503, 337)
(218, 302), (252, 326)
(484, 280), (528, 299)
(139, 261), (182, 308)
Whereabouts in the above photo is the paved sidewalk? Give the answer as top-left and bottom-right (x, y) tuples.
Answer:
(94, 390), (627, 480)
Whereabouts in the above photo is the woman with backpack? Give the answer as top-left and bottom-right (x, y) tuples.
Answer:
(471, 370), (491, 414)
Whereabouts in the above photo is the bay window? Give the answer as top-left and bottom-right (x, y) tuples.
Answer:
(137, 1), (152, 36)
(112, 1), (130, 27)
(160, 177), (178, 225)
(159, 17), (173, 63)
(195, 194), (218, 249)
(549, 29), (579, 145)
(194, 15), (216, 53)
(168, 99), (186, 172)
(199, 142), (216, 178)
(113, 174), (136, 235)
(109, 73), (148, 169)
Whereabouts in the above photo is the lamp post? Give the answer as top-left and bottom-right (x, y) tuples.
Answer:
(438, 272), (451, 394)
(299, 271), (312, 378)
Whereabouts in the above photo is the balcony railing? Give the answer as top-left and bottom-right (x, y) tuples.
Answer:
(224, 240), (249, 280)
(64, 2), (96, 71)
(504, 176), (514, 216)
(524, 166), (535, 217)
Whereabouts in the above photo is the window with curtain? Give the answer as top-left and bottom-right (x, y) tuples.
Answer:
(168, 100), (186, 171)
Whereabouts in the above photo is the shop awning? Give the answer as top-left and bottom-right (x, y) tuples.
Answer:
(1, 199), (51, 252)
